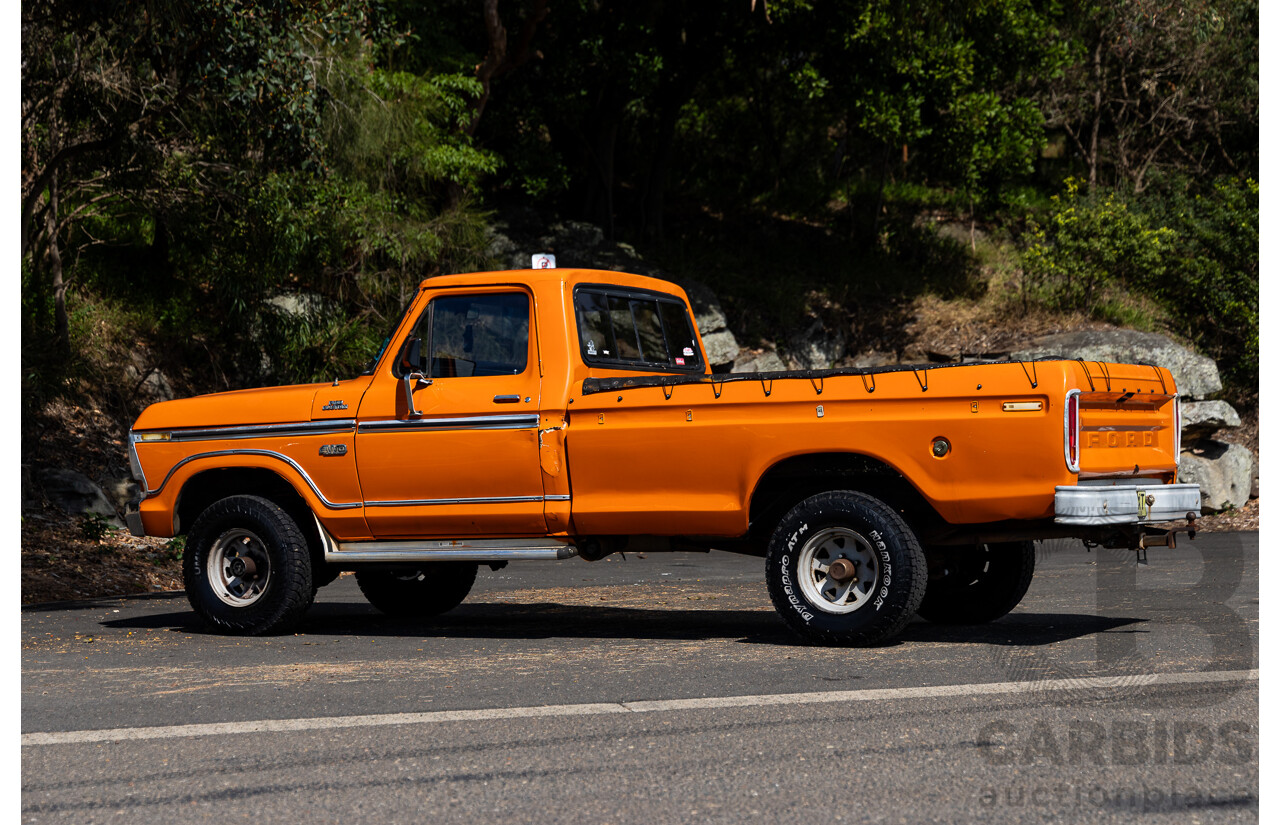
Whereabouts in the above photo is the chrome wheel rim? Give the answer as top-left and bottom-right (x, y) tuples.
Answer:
(207, 528), (272, 607)
(797, 527), (880, 614)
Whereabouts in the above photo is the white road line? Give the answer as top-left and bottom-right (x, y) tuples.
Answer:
(22, 669), (1257, 747)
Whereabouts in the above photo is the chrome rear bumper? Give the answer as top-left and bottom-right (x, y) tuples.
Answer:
(1055, 483), (1201, 526)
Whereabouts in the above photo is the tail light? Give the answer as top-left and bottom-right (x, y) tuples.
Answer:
(1174, 395), (1182, 468)
(1064, 389), (1081, 472)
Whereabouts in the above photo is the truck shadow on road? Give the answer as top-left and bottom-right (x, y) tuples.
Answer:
(101, 601), (1145, 648)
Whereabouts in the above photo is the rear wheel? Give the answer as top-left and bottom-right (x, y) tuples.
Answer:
(184, 495), (314, 635)
(355, 563), (478, 618)
(917, 541), (1035, 624)
(765, 490), (927, 646)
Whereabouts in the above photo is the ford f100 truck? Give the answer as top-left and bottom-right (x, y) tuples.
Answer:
(125, 268), (1200, 645)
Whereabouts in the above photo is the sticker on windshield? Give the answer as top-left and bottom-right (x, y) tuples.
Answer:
(675, 357), (686, 366)
(586, 339), (597, 356)
(683, 347), (694, 356)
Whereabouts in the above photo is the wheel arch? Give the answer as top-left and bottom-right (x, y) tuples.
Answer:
(748, 452), (944, 543)
(175, 466), (333, 586)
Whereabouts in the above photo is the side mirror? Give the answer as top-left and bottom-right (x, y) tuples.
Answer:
(403, 372), (431, 417)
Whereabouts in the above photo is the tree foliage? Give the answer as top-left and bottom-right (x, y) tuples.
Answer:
(20, 0), (1259, 413)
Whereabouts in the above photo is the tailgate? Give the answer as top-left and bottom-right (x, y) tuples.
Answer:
(1069, 361), (1181, 481)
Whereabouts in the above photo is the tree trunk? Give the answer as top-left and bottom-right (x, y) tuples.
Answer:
(1088, 38), (1103, 191)
(47, 171), (69, 355)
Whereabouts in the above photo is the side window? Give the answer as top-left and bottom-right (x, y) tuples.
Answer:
(400, 292), (530, 378)
(574, 287), (702, 371)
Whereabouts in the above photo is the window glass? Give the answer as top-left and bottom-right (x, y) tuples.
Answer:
(576, 291), (618, 359)
(573, 287), (701, 371)
(659, 301), (700, 366)
(608, 296), (641, 360)
(404, 292), (529, 378)
(632, 300), (667, 363)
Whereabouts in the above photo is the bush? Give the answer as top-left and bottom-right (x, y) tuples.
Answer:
(1143, 177), (1258, 391)
(1021, 177), (1258, 393)
(1021, 179), (1174, 312)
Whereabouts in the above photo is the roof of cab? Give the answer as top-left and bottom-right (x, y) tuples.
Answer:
(418, 268), (688, 297)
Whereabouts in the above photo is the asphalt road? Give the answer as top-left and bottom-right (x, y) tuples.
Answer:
(22, 532), (1258, 823)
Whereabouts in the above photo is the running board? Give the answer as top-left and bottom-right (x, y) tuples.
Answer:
(315, 518), (577, 563)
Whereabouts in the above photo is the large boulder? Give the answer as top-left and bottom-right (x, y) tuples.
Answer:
(1180, 400), (1241, 442)
(678, 280), (740, 367)
(1178, 440), (1253, 513)
(730, 348), (787, 374)
(34, 468), (124, 528)
(786, 317), (846, 370)
(124, 353), (175, 403)
(1011, 330), (1222, 399)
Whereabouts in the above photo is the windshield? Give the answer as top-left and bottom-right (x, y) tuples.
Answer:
(359, 297), (416, 376)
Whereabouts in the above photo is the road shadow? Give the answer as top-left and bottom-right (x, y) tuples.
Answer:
(101, 601), (1144, 648)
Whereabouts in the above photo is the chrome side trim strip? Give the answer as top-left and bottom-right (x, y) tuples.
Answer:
(168, 420), (356, 442)
(325, 546), (578, 562)
(363, 495), (547, 508)
(146, 449), (362, 510)
(358, 414), (539, 433)
(314, 520), (577, 563)
(544, 494), (572, 502)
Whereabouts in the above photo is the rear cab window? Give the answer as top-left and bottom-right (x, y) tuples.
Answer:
(573, 285), (703, 372)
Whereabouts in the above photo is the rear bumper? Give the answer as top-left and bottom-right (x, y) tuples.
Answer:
(1054, 483), (1201, 526)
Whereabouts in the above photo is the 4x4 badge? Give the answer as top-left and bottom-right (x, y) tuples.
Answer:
(319, 444), (348, 457)
(322, 400), (348, 411)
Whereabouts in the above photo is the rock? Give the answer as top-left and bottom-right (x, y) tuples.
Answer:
(125, 353), (175, 402)
(679, 280), (729, 335)
(730, 348), (787, 374)
(1011, 330), (1222, 399)
(21, 464), (40, 512)
(848, 350), (898, 369)
(677, 280), (739, 366)
(266, 291), (327, 319)
(701, 330), (741, 369)
(34, 468), (124, 527)
(786, 318), (846, 370)
(104, 477), (141, 512)
(1177, 440), (1253, 513)
(1180, 400), (1241, 441)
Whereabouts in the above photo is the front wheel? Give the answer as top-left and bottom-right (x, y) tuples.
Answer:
(765, 490), (927, 646)
(184, 495), (315, 635)
(355, 563), (478, 618)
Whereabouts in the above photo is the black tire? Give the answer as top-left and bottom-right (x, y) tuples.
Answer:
(917, 541), (1035, 625)
(184, 495), (315, 635)
(355, 563), (478, 618)
(765, 490), (927, 646)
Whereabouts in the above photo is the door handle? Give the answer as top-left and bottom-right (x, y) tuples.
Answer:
(493, 395), (521, 404)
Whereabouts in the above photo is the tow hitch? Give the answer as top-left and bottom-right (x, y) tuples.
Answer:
(1134, 512), (1198, 563)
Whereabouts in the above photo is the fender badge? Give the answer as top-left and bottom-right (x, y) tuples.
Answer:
(319, 444), (348, 457)
(322, 400), (348, 411)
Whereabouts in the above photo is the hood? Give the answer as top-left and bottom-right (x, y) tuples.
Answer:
(132, 376), (373, 432)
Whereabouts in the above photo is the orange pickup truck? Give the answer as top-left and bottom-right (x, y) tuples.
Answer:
(126, 268), (1199, 645)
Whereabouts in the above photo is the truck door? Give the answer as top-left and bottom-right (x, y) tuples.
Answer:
(355, 287), (545, 538)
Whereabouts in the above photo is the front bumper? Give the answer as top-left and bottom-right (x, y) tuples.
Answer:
(1054, 483), (1201, 526)
(125, 505), (146, 537)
